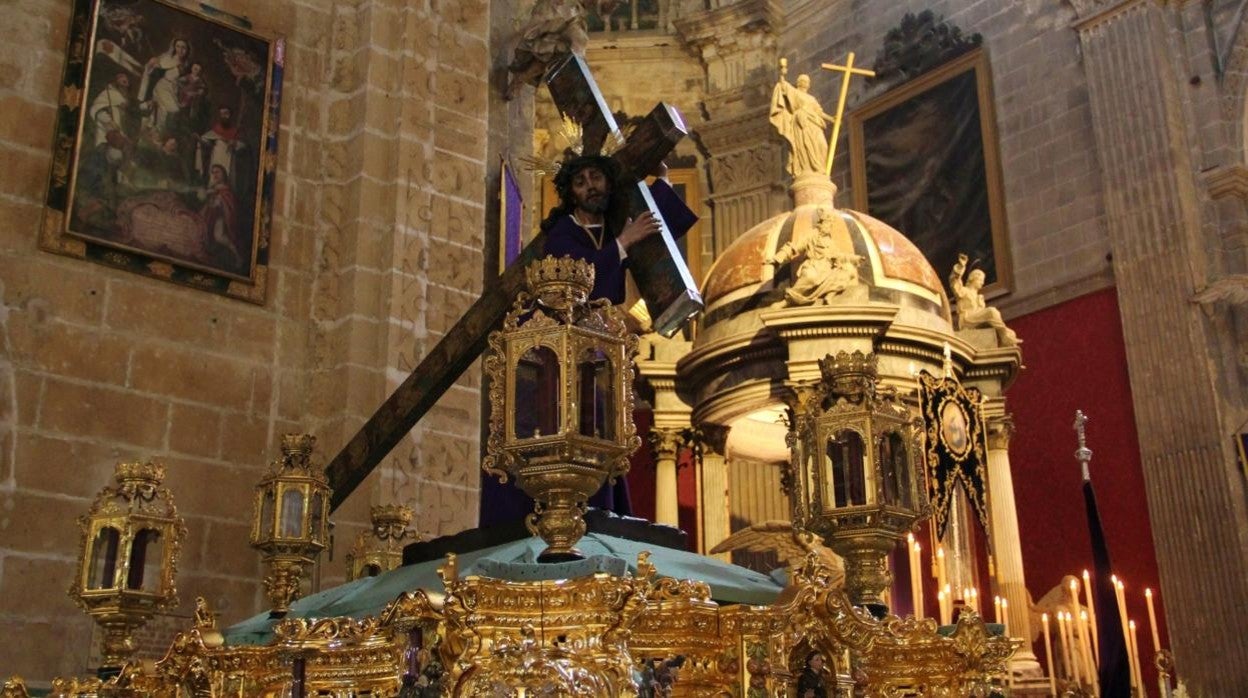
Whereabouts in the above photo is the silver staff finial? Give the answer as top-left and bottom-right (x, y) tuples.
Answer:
(1074, 410), (1093, 482)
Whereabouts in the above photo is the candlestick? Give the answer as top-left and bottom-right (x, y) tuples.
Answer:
(1083, 569), (1099, 663)
(1145, 588), (1161, 654)
(1042, 613), (1057, 696)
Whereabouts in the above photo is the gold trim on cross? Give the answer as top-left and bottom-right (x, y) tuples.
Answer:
(820, 52), (875, 176)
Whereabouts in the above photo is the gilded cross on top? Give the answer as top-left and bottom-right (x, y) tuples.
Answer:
(820, 52), (875, 176)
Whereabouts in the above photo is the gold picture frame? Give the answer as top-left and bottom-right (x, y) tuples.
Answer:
(40, 0), (284, 303)
(849, 49), (1012, 299)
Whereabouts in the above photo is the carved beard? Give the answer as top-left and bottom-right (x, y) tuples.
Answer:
(577, 191), (609, 214)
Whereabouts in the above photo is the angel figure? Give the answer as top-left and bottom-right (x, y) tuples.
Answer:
(949, 253), (1020, 347)
(710, 521), (845, 590)
(769, 207), (863, 306)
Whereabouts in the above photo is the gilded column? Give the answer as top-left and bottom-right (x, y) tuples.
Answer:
(985, 416), (1042, 676)
(1071, 1), (1248, 690)
(652, 427), (681, 527)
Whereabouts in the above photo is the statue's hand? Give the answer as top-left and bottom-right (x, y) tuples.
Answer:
(957, 253), (969, 265)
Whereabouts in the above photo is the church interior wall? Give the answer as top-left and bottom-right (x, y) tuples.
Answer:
(783, 0), (1111, 319)
(0, 0), (497, 684)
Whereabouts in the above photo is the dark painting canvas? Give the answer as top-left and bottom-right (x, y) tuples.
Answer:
(850, 50), (1011, 296)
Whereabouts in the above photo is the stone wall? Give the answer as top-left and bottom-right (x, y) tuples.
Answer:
(0, 0), (497, 684)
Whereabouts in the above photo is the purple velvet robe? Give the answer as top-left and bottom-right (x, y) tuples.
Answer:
(479, 179), (697, 527)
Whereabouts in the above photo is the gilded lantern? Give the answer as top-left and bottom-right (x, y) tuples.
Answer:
(788, 351), (924, 611)
(345, 504), (420, 581)
(483, 256), (640, 561)
(250, 433), (331, 616)
(70, 460), (186, 672)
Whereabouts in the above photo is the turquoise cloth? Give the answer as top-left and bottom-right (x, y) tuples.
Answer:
(224, 532), (784, 646)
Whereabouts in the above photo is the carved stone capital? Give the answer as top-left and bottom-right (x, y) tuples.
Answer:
(1202, 164), (1248, 201)
(649, 427), (682, 459)
(698, 423), (732, 456)
(985, 415), (1016, 451)
(673, 0), (783, 58)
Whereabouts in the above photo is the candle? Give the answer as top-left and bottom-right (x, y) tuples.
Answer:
(1083, 569), (1099, 663)
(1001, 598), (1010, 637)
(1128, 619), (1143, 691)
(1078, 610), (1096, 679)
(943, 584), (952, 625)
(1042, 613), (1057, 696)
(1067, 578), (1088, 680)
(1145, 588), (1161, 654)
(936, 546), (947, 593)
(994, 595), (1002, 624)
(908, 537), (923, 620)
(1058, 611), (1077, 683)
(1113, 578), (1130, 653)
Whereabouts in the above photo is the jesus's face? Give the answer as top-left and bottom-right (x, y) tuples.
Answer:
(571, 166), (610, 215)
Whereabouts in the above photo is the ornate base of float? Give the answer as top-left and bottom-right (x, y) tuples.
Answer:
(11, 549), (1017, 697)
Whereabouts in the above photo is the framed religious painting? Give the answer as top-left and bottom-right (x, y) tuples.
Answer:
(848, 48), (1012, 298)
(40, 0), (284, 303)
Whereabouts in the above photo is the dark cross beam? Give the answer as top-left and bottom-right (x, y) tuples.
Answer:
(325, 53), (693, 511)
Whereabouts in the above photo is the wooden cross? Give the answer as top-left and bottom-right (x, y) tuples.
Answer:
(820, 52), (875, 176)
(324, 53), (697, 511)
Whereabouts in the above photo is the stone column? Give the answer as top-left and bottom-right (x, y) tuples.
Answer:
(1070, 1), (1248, 691)
(699, 425), (732, 559)
(652, 427), (681, 527)
(985, 416), (1042, 677)
(675, 0), (789, 256)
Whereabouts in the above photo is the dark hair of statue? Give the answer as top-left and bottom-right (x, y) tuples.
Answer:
(539, 154), (631, 236)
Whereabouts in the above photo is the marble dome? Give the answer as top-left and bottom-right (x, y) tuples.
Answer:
(696, 199), (953, 346)
(675, 181), (975, 428)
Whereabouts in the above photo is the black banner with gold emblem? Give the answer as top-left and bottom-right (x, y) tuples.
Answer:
(918, 370), (989, 540)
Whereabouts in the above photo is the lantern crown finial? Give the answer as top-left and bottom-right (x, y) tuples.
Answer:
(818, 350), (879, 402)
(525, 256), (596, 311)
(279, 433), (317, 472)
(114, 460), (166, 487)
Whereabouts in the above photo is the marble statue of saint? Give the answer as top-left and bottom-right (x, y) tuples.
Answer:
(949, 253), (1020, 346)
(769, 207), (862, 305)
(770, 61), (835, 177)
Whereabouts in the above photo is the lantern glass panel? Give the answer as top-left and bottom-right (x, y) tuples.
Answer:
(309, 492), (324, 543)
(826, 430), (867, 508)
(878, 431), (911, 507)
(87, 527), (121, 590)
(280, 488), (305, 538)
(126, 528), (163, 592)
(576, 348), (615, 440)
(515, 346), (561, 438)
(260, 489), (275, 540)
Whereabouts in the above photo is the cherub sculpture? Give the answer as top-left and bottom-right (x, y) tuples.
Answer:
(949, 253), (1020, 347)
(769, 207), (863, 306)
